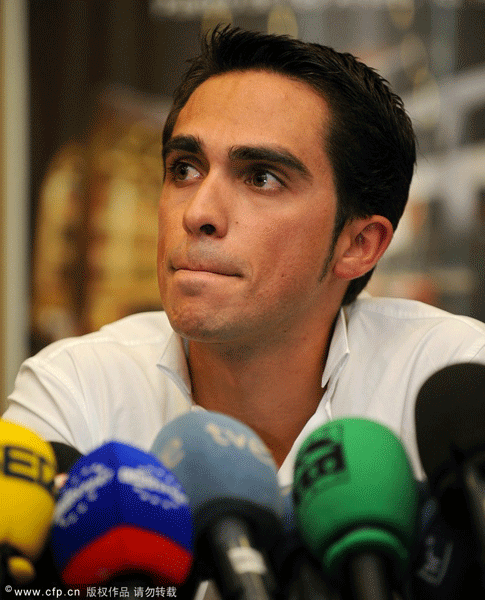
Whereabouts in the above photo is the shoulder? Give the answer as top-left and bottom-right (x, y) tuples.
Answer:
(32, 311), (174, 363)
(345, 295), (485, 372)
(349, 294), (483, 323)
(6, 312), (182, 453)
(338, 297), (485, 478)
(21, 311), (177, 391)
(347, 296), (485, 343)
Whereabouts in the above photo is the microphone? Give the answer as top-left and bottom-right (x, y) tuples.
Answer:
(292, 417), (419, 600)
(0, 420), (57, 586)
(30, 443), (84, 590)
(415, 361), (485, 589)
(50, 440), (193, 593)
(151, 410), (284, 600)
(49, 442), (82, 490)
(409, 482), (481, 599)
(272, 487), (341, 600)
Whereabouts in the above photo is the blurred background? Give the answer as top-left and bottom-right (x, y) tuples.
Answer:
(1, 0), (485, 408)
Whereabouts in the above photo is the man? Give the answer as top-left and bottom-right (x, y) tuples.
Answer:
(4, 26), (485, 485)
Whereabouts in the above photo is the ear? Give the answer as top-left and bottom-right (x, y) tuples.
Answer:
(333, 215), (394, 281)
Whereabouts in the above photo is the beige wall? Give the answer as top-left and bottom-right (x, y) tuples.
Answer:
(0, 2), (4, 413)
(1, 1), (30, 412)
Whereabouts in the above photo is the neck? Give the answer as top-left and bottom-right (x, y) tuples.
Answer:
(187, 315), (338, 468)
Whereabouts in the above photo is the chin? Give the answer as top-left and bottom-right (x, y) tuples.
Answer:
(166, 308), (227, 342)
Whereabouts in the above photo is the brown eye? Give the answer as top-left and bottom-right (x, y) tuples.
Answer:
(247, 169), (283, 191)
(168, 161), (201, 183)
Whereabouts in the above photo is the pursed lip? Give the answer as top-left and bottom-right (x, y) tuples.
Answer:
(171, 260), (242, 278)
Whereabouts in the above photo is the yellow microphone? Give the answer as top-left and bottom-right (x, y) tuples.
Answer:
(0, 420), (57, 584)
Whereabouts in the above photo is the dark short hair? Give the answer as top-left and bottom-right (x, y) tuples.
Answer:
(162, 26), (416, 305)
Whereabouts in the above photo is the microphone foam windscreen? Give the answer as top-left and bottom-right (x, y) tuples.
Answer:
(51, 441), (193, 587)
(150, 411), (284, 536)
(0, 420), (57, 559)
(415, 362), (485, 488)
(293, 417), (419, 580)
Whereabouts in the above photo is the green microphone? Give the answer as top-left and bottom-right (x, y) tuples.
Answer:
(293, 417), (419, 600)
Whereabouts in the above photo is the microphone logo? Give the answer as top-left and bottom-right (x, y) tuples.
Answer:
(54, 462), (115, 528)
(157, 437), (185, 470)
(1, 444), (56, 496)
(117, 465), (189, 507)
(416, 534), (453, 586)
(293, 423), (348, 505)
(204, 421), (275, 466)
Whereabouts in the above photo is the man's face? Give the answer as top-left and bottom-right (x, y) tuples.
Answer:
(158, 70), (341, 348)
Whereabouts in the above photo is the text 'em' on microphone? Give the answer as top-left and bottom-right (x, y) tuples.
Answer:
(293, 417), (419, 600)
(151, 410), (284, 600)
(50, 440), (193, 594)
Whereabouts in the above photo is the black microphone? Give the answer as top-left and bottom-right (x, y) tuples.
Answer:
(49, 442), (82, 478)
(272, 487), (341, 600)
(409, 481), (481, 599)
(415, 361), (485, 591)
(30, 443), (83, 590)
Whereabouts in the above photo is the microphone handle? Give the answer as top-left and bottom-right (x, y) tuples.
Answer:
(347, 552), (393, 600)
(206, 514), (275, 600)
(0, 546), (33, 589)
(287, 552), (342, 600)
(1, 549), (7, 590)
(461, 459), (485, 590)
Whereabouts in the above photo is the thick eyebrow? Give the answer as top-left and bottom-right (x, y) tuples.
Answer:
(229, 145), (313, 181)
(162, 134), (203, 166)
(162, 135), (313, 182)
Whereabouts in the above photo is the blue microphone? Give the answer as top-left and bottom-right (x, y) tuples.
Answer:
(50, 441), (193, 592)
(151, 410), (284, 600)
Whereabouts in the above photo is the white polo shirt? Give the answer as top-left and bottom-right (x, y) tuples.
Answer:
(4, 295), (485, 484)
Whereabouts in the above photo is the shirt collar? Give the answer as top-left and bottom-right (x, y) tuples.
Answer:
(157, 307), (350, 406)
(157, 330), (192, 399)
(278, 308), (350, 487)
(157, 309), (351, 487)
(322, 307), (350, 394)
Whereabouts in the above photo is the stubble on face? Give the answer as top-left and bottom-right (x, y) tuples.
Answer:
(157, 70), (342, 350)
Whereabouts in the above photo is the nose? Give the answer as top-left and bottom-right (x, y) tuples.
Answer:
(182, 172), (229, 238)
